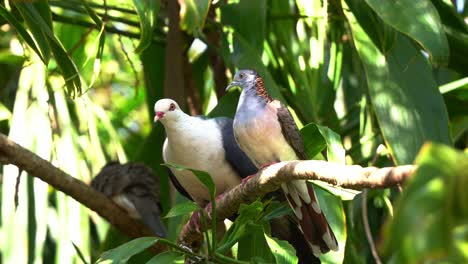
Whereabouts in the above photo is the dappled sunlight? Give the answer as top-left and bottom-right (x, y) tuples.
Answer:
(0, 0), (466, 263)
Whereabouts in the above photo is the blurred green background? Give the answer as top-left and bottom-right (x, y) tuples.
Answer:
(0, 0), (467, 263)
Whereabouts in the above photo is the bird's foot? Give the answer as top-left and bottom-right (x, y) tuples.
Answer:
(259, 162), (278, 170)
(204, 193), (224, 218)
(241, 175), (255, 185)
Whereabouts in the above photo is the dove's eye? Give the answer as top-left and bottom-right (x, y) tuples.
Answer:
(169, 103), (176, 111)
(238, 73), (245, 79)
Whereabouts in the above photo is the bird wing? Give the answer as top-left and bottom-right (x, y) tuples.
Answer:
(272, 100), (339, 255)
(214, 117), (258, 178)
(272, 100), (308, 160)
(167, 168), (194, 201)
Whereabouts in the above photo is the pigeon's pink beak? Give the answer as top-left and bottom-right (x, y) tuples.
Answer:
(154, 111), (165, 122)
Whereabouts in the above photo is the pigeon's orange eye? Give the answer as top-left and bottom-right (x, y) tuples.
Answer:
(169, 103), (176, 111)
(239, 73), (245, 79)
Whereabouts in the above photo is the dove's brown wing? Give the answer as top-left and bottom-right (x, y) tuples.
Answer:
(270, 100), (339, 255)
(273, 100), (308, 160)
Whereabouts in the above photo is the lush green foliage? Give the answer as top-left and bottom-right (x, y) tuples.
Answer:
(0, 0), (467, 263)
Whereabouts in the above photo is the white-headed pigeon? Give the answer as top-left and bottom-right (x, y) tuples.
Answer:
(154, 98), (323, 263)
(227, 69), (339, 258)
(91, 162), (167, 237)
(153, 98), (257, 206)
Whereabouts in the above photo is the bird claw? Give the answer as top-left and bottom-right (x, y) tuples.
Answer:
(241, 174), (254, 185)
(204, 193), (224, 218)
(189, 211), (201, 232)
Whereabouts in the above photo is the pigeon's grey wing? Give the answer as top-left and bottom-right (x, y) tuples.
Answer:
(273, 100), (309, 160)
(167, 169), (194, 201)
(91, 161), (128, 196)
(215, 117), (258, 178)
(125, 189), (167, 237)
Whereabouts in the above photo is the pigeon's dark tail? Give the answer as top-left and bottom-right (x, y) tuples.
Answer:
(282, 180), (338, 257)
(271, 216), (321, 264)
(127, 194), (168, 238)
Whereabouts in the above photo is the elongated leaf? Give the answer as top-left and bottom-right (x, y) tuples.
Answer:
(146, 251), (184, 264)
(315, 185), (346, 264)
(180, 0), (210, 35)
(344, 0), (451, 164)
(300, 123), (345, 163)
(132, 0), (160, 53)
(162, 163), (217, 250)
(97, 237), (159, 264)
(207, 89), (241, 118)
(317, 125), (346, 164)
(217, 201), (264, 253)
(164, 201), (199, 218)
(300, 123), (327, 158)
(16, 3), (84, 96)
(382, 143), (468, 263)
(221, 0), (284, 100)
(0, 5), (47, 63)
(261, 202), (292, 222)
(237, 222), (274, 262)
(365, 0), (449, 65)
(163, 163), (216, 198)
(265, 234), (298, 264)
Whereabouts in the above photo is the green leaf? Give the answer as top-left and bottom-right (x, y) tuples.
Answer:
(162, 163), (216, 199)
(315, 185), (346, 264)
(0, 5), (47, 63)
(162, 163), (217, 251)
(264, 234), (298, 264)
(180, 0), (210, 35)
(344, 0), (451, 164)
(207, 89), (241, 118)
(261, 202), (293, 222)
(365, 0), (449, 65)
(146, 251), (184, 264)
(300, 123), (327, 158)
(317, 125), (346, 164)
(217, 201), (264, 253)
(97, 237), (159, 264)
(15, 2), (84, 96)
(164, 201), (199, 218)
(132, 0), (160, 53)
(382, 143), (468, 263)
(237, 222), (274, 263)
(300, 123), (345, 163)
(221, 0), (284, 101)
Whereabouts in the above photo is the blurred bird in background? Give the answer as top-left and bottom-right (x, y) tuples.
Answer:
(91, 162), (167, 238)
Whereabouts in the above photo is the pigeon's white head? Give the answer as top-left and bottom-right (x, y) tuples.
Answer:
(153, 99), (182, 123)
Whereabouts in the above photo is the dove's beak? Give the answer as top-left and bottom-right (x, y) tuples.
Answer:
(154, 111), (164, 122)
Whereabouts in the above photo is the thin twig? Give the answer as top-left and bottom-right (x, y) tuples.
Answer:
(362, 190), (382, 264)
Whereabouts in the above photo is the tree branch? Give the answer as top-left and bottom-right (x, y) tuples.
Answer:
(0, 131), (415, 255)
(0, 133), (166, 253)
(178, 160), (416, 247)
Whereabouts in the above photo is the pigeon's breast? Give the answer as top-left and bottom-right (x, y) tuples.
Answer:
(234, 105), (297, 167)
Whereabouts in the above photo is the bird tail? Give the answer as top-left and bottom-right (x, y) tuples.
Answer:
(270, 216), (321, 264)
(281, 180), (338, 256)
(129, 195), (168, 238)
